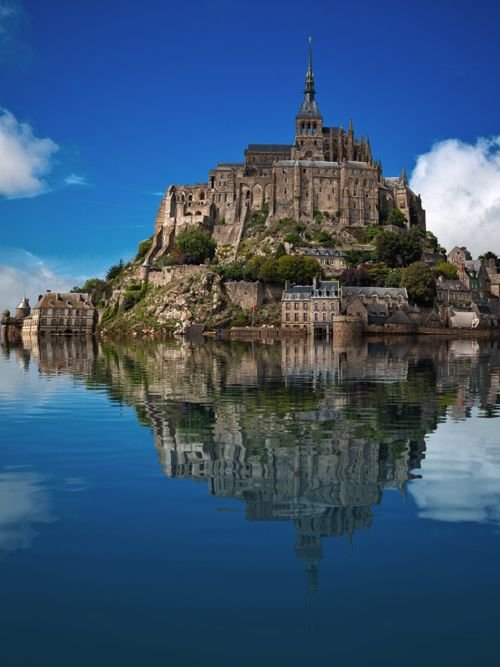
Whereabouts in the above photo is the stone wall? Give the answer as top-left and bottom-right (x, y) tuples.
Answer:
(147, 265), (207, 287)
(225, 281), (263, 310)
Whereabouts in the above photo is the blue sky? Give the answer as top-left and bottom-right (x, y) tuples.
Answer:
(1, 0), (500, 304)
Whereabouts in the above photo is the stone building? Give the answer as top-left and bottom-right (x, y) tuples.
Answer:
(447, 247), (491, 302)
(146, 42), (426, 264)
(22, 291), (97, 337)
(281, 278), (340, 334)
(297, 247), (347, 275)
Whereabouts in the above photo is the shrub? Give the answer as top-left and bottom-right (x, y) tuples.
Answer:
(283, 232), (303, 245)
(312, 230), (336, 246)
(135, 238), (153, 262)
(386, 208), (407, 228)
(175, 228), (216, 264)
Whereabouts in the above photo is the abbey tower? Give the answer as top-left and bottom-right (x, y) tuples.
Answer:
(147, 41), (425, 263)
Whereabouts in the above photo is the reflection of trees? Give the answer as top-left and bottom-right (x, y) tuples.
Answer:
(11, 334), (500, 585)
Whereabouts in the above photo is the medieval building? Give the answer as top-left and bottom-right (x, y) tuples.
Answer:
(146, 42), (426, 264)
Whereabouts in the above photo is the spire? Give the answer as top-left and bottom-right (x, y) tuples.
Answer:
(297, 37), (322, 119)
(401, 166), (408, 185)
(305, 36), (315, 100)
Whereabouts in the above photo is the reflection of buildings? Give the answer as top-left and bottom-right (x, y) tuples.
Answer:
(10, 334), (500, 588)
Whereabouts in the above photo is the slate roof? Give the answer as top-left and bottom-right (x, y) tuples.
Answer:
(246, 144), (292, 153)
(341, 286), (408, 299)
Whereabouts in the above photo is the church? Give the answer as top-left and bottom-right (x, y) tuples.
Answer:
(147, 41), (426, 262)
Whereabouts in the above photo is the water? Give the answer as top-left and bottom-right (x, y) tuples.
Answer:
(0, 335), (499, 666)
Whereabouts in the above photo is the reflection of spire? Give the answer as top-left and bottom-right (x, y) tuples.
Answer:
(295, 529), (322, 600)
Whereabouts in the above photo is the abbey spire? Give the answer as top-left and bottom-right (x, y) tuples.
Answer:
(297, 37), (322, 120)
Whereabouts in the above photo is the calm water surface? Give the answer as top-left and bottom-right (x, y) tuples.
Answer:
(1, 335), (499, 666)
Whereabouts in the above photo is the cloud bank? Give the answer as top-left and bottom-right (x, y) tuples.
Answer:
(0, 247), (81, 311)
(410, 136), (500, 256)
(0, 108), (59, 198)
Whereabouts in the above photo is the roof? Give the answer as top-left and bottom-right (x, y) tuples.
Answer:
(341, 286), (408, 299)
(276, 160), (374, 170)
(246, 144), (292, 153)
(297, 98), (322, 118)
(17, 297), (30, 309)
(300, 248), (346, 257)
(437, 279), (470, 291)
(449, 311), (479, 329)
(387, 310), (414, 325)
(34, 292), (94, 310)
(282, 285), (312, 299)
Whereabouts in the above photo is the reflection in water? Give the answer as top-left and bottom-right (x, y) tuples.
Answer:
(7, 334), (500, 586)
(0, 471), (54, 555)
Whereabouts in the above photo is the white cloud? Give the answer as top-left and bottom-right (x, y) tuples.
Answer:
(0, 247), (81, 312)
(410, 136), (500, 256)
(0, 470), (54, 555)
(0, 108), (59, 198)
(64, 173), (89, 187)
(410, 413), (500, 525)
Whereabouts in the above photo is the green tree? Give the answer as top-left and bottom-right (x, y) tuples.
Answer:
(175, 228), (216, 264)
(375, 230), (422, 268)
(434, 261), (458, 280)
(341, 267), (371, 286)
(106, 259), (125, 281)
(386, 208), (407, 228)
(401, 261), (437, 306)
(276, 255), (322, 284)
(384, 268), (403, 288)
(71, 278), (112, 304)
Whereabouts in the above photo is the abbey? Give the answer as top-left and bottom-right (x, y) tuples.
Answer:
(147, 43), (425, 261)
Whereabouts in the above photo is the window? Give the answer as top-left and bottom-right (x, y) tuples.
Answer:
(285, 302), (290, 310)
(294, 313), (298, 322)
(304, 313), (308, 322)
(286, 313), (290, 322)
(294, 302), (299, 310)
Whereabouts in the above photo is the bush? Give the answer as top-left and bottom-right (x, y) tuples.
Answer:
(213, 262), (250, 281)
(386, 208), (407, 228)
(175, 228), (216, 264)
(135, 237), (153, 262)
(362, 225), (382, 243)
(312, 230), (336, 246)
(122, 284), (148, 312)
(283, 232), (303, 246)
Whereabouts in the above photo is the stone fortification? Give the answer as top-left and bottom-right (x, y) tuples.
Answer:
(145, 43), (425, 266)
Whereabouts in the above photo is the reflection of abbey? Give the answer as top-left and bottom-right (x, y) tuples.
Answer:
(147, 42), (425, 262)
(11, 335), (500, 587)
